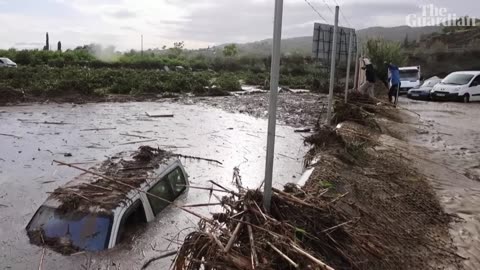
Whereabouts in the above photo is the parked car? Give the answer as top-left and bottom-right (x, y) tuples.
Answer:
(431, 71), (480, 102)
(26, 147), (189, 254)
(0, 57), (17, 67)
(407, 76), (442, 100)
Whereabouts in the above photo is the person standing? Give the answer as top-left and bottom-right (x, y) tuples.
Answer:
(359, 58), (376, 97)
(386, 62), (401, 105)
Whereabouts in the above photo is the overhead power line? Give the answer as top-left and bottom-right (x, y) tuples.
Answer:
(304, 0), (328, 23)
(319, 0), (335, 15)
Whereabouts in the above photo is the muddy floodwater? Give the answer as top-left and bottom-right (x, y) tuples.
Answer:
(400, 98), (480, 270)
(0, 101), (309, 269)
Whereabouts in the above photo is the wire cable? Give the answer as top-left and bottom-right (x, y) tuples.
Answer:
(319, 0), (335, 15)
(304, 0), (328, 23)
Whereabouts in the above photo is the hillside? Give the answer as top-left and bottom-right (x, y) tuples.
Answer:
(213, 25), (441, 56)
(358, 25), (441, 43)
(407, 27), (480, 77)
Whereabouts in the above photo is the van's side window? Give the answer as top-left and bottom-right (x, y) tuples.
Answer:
(148, 179), (176, 216)
(147, 167), (187, 216)
(471, 76), (480, 87)
(168, 168), (187, 196)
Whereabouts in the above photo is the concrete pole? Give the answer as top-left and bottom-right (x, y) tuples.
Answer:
(141, 35), (144, 56)
(344, 30), (353, 103)
(353, 36), (360, 90)
(326, 6), (340, 125)
(263, 0), (283, 212)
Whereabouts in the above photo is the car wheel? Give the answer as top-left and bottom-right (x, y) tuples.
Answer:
(463, 94), (470, 103)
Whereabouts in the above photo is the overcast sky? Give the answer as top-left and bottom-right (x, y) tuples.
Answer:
(0, 0), (478, 51)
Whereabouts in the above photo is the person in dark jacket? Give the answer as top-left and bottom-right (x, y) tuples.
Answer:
(386, 62), (401, 104)
(359, 58), (376, 97)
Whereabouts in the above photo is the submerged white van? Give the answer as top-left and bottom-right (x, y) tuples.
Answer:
(431, 71), (480, 102)
(26, 147), (189, 254)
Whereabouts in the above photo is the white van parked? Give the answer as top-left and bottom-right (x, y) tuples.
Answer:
(398, 66), (422, 94)
(431, 71), (480, 103)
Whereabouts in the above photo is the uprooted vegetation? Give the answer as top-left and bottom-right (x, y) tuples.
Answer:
(171, 92), (462, 270)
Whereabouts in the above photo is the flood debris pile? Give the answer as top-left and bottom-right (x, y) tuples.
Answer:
(173, 187), (349, 270)
(333, 91), (402, 130)
(173, 92), (462, 270)
(189, 92), (327, 128)
(52, 146), (172, 212)
(304, 121), (379, 167)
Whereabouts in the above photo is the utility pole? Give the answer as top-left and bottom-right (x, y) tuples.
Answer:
(353, 36), (360, 90)
(355, 38), (364, 90)
(141, 35), (144, 56)
(263, 0), (284, 212)
(344, 30), (354, 103)
(326, 6), (339, 125)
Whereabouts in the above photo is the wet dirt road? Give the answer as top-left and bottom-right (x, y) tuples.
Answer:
(0, 101), (309, 269)
(398, 98), (480, 269)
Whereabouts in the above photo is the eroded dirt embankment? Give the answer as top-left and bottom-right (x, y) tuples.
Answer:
(301, 94), (462, 270)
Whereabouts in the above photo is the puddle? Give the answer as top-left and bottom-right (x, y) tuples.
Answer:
(0, 101), (308, 269)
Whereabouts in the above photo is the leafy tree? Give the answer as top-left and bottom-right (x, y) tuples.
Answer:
(43, 32), (49, 51)
(223, 44), (238, 57)
(365, 38), (407, 82)
(442, 16), (480, 33)
(169, 41), (185, 57)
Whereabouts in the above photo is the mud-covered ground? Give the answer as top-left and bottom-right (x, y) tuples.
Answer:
(387, 98), (480, 270)
(0, 101), (309, 269)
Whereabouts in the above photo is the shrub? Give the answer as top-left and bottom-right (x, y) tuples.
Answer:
(365, 39), (407, 82)
(216, 74), (241, 91)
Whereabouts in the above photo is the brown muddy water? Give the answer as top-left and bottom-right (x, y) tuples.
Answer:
(392, 98), (480, 270)
(0, 101), (309, 269)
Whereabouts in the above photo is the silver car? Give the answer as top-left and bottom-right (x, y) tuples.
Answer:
(0, 57), (17, 67)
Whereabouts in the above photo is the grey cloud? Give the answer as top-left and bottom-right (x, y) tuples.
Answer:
(108, 9), (136, 19)
(120, 26), (137, 31)
(160, 1), (426, 45)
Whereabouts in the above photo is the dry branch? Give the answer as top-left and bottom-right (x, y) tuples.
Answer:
(290, 243), (335, 270)
(173, 154), (223, 165)
(0, 133), (22, 139)
(267, 241), (299, 268)
(141, 250), (177, 270)
(119, 139), (157, 145)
